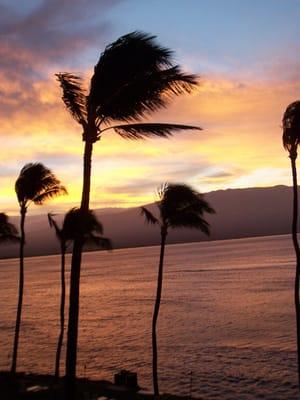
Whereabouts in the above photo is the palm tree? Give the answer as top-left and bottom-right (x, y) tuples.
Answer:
(11, 163), (67, 374)
(48, 208), (111, 378)
(0, 213), (19, 245)
(283, 100), (300, 385)
(140, 183), (214, 396)
(47, 212), (67, 380)
(56, 31), (201, 384)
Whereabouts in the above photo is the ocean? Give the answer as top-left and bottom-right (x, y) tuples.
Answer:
(0, 234), (299, 399)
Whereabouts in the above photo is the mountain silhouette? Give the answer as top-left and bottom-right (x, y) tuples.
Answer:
(0, 185), (294, 259)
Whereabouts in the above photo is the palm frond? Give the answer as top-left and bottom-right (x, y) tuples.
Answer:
(160, 183), (207, 211)
(174, 197), (215, 216)
(282, 100), (300, 152)
(95, 67), (198, 123)
(33, 186), (67, 205)
(0, 213), (19, 243)
(62, 208), (105, 242)
(88, 31), (198, 123)
(56, 72), (87, 126)
(87, 210), (104, 234)
(0, 213), (13, 228)
(62, 208), (81, 241)
(84, 235), (112, 250)
(157, 182), (169, 201)
(157, 183), (214, 234)
(140, 207), (159, 225)
(0, 234), (20, 244)
(169, 212), (211, 235)
(110, 123), (201, 140)
(47, 213), (62, 240)
(15, 163), (67, 206)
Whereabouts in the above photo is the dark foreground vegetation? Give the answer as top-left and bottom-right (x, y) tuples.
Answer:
(0, 371), (195, 400)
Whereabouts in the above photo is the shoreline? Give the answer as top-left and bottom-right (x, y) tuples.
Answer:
(0, 371), (196, 399)
(0, 232), (292, 261)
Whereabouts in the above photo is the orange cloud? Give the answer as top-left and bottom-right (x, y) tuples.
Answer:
(1, 59), (299, 214)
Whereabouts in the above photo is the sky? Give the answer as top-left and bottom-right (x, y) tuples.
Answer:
(1, 0), (300, 215)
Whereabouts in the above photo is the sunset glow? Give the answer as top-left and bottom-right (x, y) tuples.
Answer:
(1, 0), (300, 214)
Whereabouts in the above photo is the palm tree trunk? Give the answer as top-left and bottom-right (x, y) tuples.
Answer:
(152, 227), (167, 397)
(11, 206), (26, 373)
(55, 243), (66, 378)
(80, 140), (93, 211)
(65, 140), (93, 397)
(290, 151), (300, 385)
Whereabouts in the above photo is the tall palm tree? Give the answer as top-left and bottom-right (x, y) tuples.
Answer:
(11, 163), (67, 373)
(48, 208), (111, 378)
(283, 100), (300, 384)
(0, 213), (19, 245)
(56, 31), (201, 385)
(140, 183), (214, 396)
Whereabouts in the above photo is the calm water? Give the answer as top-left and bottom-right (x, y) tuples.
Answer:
(0, 235), (299, 399)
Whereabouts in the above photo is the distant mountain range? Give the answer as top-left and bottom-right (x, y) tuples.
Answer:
(0, 185), (295, 259)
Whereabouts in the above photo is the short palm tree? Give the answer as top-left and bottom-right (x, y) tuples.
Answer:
(11, 163), (67, 373)
(56, 31), (201, 384)
(283, 100), (300, 384)
(140, 183), (214, 396)
(48, 208), (111, 378)
(47, 213), (67, 380)
(0, 213), (19, 245)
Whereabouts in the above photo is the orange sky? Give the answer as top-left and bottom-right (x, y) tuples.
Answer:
(1, 1), (300, 215)
(1, 73), (298, 215)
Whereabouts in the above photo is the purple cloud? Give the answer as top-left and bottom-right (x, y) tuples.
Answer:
(0, 0), (122, 64)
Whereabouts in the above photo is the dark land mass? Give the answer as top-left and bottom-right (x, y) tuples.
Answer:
(0, 185), (293, 259)
(0, 371), (194, 399)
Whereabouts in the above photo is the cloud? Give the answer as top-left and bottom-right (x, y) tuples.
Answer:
(1, 70), (295, 212)
(0, 4), (298, 213)
(205, 170), (234, 179)
(0, 0), (125, 133)
(0, 0), (121, 64)
(0, 164), (19, 177)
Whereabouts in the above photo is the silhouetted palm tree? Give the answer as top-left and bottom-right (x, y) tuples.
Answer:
(47, 213), (67, 379)
(140, 183), (214, 396)
(0, 213), (19, 244)
(48, 208), (111, 378)
(283, 100), (300, 384)
(56, 31), (201, 384)
(11, 163), (67, 373)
